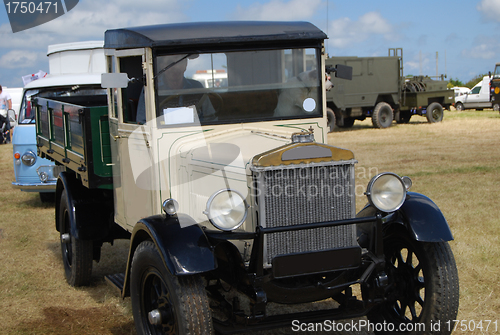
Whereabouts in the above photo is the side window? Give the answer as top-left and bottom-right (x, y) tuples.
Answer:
(18, 89), (39, 124)
(107, 56), (118, 119)
(119, 55), (143, 124)
(470, 86), (481, 94)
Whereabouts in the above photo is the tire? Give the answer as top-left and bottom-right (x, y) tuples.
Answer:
(131, 241), (213, 335)
(326, 108), (336, 133)
(59, 191), (93, 286)
(366, 227), (459, 335)
(39, 192), (55, 203)
(426, 102), (444, 123)
(372, 102), (394, 128)
(455, 102), (464, 111)
(493, 103), (500, 112)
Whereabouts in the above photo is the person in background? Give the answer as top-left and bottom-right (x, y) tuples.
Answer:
(0, 85), (13, 143)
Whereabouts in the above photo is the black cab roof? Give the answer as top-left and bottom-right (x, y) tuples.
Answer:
(104, 21), (327, 50)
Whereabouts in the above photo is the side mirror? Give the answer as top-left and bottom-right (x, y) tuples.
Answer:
(101, 73), (130, 88)
(326, 64), (352, 80)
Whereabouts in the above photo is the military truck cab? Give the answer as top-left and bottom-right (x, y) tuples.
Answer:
(36, 22), (458, 334)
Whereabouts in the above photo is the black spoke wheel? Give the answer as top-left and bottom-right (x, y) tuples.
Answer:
(131, 241), (213, 335)
(367, 227), (459, 334)
(372, 102), (394, 128)
(58, 191), (93, 286)
(426, 102), (444, 123)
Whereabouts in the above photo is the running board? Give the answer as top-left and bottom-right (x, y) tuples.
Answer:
(105, 273), (125, 296)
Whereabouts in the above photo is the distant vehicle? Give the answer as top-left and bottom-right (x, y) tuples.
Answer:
(452, 86), (470, 98)
(11, 41), (104, 202)
(191, 69), (228, 88)
(326, 48), (454, 130)
(455, 76), (491, 111)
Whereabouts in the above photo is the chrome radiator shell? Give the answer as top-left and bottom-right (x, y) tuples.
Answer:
(251, 160), (357, 267)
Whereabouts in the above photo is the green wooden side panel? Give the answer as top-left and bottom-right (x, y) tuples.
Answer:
(89, 106), (112, 178)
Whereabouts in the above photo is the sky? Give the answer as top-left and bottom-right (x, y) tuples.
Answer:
(1, 0), (500, 88)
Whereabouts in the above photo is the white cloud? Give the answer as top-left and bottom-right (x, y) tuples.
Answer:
(461, 35), (500, 59)
(477, 0), (500, 22)
(0, 50), (40, 68)
(328, 12), (396, 49)
(232, 0), (322, 21)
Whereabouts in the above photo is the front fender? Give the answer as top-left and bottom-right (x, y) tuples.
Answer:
(122, 213), (216, 297)
(357, 192), (453, 242)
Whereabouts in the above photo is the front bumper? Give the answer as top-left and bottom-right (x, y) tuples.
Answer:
(11, 181), (56, 191)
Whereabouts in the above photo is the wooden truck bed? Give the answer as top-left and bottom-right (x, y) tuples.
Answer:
(35, 97), (113, 189)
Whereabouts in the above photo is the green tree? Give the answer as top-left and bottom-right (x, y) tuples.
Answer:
(447, 78), (464, 89)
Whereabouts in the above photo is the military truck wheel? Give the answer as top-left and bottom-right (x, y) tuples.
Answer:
(372, 102), (393, 128)
(326, 108), (336, 133)
(131, 241), (213, 335)
(59, 191), (93, 286)
(366, 227), (459, 334)
(493, 103), (500, 112)
(455, 102), (464, 111)
(426, 102), (444, 123)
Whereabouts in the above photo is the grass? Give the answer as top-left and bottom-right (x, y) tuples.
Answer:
(0, 108), (499, 334)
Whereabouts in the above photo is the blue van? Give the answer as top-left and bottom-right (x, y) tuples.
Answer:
(12, 74), (103, 202)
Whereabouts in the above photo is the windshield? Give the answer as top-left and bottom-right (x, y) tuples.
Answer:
(494, 65), (500, 78)
(18, 86), (106, 124)
(154, 48), (322, 127)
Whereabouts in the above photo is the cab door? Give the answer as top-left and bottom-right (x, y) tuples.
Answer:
(108, 49), (155, 230)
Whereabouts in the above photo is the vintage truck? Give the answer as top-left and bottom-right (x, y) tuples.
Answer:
(325, 48), (454, 130)
(35, 21), (458, 334)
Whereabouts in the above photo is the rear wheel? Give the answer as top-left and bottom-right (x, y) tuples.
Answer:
(426, 102), (444, 123)
(59, 191), (93, 286)
(366, 227), (459, 334)
(493, 103), (500, 112)
(131, 241), (213, 335)
(372, 102), (394, 128)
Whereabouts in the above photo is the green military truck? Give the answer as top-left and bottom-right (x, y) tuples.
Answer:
(35, 22), (458, 334)
(325, 48), (454, 130)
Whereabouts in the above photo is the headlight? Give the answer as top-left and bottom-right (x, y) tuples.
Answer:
(204, 189), (248, 231)
(21, 151), (36, 166)
(366, 173), (407, 212)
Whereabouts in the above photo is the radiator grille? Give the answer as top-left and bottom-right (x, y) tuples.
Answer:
(253, 161), (357, 266)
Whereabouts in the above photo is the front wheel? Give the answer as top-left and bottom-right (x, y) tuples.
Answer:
(455, 102), (464, 111)
(366, 228), (459, 334)
(131, 241), (213, 335)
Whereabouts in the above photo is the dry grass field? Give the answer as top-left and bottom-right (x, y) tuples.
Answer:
(0, 109), (499, 334)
